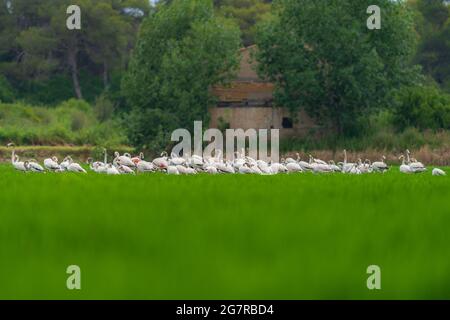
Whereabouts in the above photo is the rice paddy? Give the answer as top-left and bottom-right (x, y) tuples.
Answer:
(1, 165), (449, 299)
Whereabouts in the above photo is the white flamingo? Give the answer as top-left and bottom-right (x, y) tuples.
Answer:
(432, 168), (446, 176)
(9, 145), (29, 172)
(372, 156), (389, 173)
(114, 151), (135, 168)
(205, 166), (218, 174)
(170, 152), (186, 166)
(153, 152), (169, 170)
(239, 164), (253, 174)
(66, 158), (87, 173)
(270, 162), (288, 174)
(328, 160), (341, 172)
(27, 159), (44, 173)
(44, 157), (61, 171)
(106, 164), (120, 175)
(137, 160), (155, 173)
(409, 158), (427, 173)
(286, 162), (303, 173)
(296, 154), (313, 171)
(118, 164), (135, 174)
(340, 149), (355, 173)
(217, 161), (235, 174)
(399, 155), (413, 174)
(309, 154), (327, 166)
(60, 156), (72, 171)
(87, 158), (107, 173)
(167, 165), (179, 175)
(349, 163), (362, 175)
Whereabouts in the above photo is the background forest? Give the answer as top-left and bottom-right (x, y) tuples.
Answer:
(0, 0), (449, 154)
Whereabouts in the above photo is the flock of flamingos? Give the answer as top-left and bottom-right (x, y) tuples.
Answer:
(7, 144), (447, 176)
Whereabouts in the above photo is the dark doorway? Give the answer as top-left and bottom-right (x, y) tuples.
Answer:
(282, 117), (293, 129)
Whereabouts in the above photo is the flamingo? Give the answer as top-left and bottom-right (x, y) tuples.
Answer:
(118, 165), (135, 174)
(399, 155), (413, 174)
(239, 164), (253, 174)
(348, 163), (362, 175)
(309, 154), (327, 165)
(66, 158), (87, 173)
(205, 166), (218, 174)
(12, 156), (29, 172)
(167, 165), (179, 175)
(153, 152), (169, 170)
(217, 161), (235, 174)
(250, 164), (263, 174)
(8, 145), (29, 172)
(285, 156), (297, 164)
(189, 154), (204, 169)
(87, 158), (107, 173)
(27, 159), (45, 173)
(372, 156), (389, 173)
(44, 157), (61, 171)
(114, 151), (136, 168)
(170, 152), (186, 166)
(432, 168), (446, 176)
(136, 160), (155, 173)
(257, 160), (273, 175)
(270, 162), (288, 174)
(59, 156), (73, 171)
(106, 164), (120, 175)
(286, 162), (303, 173)
(178, 165), (197, 175)
(131, 152), (145, 165)
(312, 163), (333, 174)
(358, 159), (372, 174)
(409, 158), (427, 173)
(340, 149), (355, 173)
(296, 154), (313, 171)
(328, 160), (341, 172)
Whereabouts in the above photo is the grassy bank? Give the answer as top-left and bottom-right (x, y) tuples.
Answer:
(0, 165), (449, 299)
(0, 100), (127, 146)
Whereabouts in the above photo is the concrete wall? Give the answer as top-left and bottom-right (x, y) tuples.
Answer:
(209, 107), (318, 138)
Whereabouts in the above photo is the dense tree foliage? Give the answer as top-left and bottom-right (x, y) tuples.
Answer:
(215, 0), (271, 46)
(256, 0), (421, 136)
(1, 0), (450, 149)
(394, 85), (450, 130)
(122, 0), (241, 150)
(409, 0), (450, 92)
(0, 0), (149, 103)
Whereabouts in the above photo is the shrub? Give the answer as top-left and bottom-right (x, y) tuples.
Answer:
(397, 127), (426, 150)
(94, 94), (115, 122)
(60, 98), (91, 112)
(71, 110), (88, 131)
(0, 100), (127, 147)
(393, 85), (450, 131)
(0, 76), (15, 103)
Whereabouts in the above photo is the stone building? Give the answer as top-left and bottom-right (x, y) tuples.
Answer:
(210, 46), (318, 138)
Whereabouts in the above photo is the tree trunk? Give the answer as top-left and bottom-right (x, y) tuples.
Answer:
(68, 50), (83, 100)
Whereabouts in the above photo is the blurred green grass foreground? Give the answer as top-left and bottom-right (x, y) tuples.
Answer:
(0, 165), (450, 300)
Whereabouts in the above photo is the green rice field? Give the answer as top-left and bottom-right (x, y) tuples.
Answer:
(1, 164), (449, 299)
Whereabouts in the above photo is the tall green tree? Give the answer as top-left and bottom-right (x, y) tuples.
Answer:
(216, 0), (271, 46)
(122, 0), (241, 150)
(256, 0), (421, 136)
(0, 0), (148, 101)
(409, 0), (450, 92)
